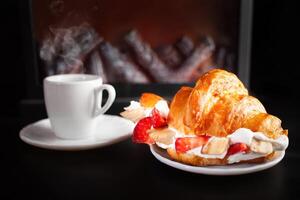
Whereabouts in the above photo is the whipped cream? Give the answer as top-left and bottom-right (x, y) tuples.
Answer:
(228, 128), (254, 146)
(124, 100), (169, 117)
(157, 127), (289, 163)
(156, 142), (174, 149)
(126, 100), (289, 164)
(224, 128), (288, 163)
(252, 133), (289, 151)
(227, 152), (265, 164)
(155, 127), (188, 149)
(124, 101), (142, 111)
(187, 146), (227, 159)
(229, 128), (288, 151)
(154, 100), (169, 117)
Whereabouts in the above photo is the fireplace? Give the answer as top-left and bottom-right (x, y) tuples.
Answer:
(20, 0), (253, 102)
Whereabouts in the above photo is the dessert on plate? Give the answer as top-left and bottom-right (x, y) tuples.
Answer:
(120, 69), (288, 166)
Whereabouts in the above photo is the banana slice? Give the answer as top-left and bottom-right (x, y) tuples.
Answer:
(202, 137), (229, 155)
(250, 139), (273, 154)
(120, 107), (146, 123)
(148, 128), (176, 145)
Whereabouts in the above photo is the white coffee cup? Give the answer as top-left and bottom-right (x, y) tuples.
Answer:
(43, 74), (116, 139)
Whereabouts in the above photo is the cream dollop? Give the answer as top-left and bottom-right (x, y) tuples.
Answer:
(158, 127), (289, 163)
(228, 128), (254, 146)
(227, 152), (265, 164)
(229, 128), (288, 151)
(124, 100), (169, 117)
(124, 101), (142, 111)
(252, 133), (289, 151)
(156, 142), (174, 149)
(187, 146), (227, 159)
(225, 128), (288, 164)
(154, 100), (169, 117)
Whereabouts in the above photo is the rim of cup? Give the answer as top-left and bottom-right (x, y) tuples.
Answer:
(44, 74), (102, 85)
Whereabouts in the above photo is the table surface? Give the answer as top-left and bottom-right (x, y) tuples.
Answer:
(3, 96), (300, 200)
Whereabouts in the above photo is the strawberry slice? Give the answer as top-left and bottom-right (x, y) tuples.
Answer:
(227, 143), (249, 156)
(132, 117), (154, 144)
(151, 108), (167, 128)
(175, 136), (211, 153)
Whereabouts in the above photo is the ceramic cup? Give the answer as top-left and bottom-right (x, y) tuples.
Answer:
(43, 74), (116, 139)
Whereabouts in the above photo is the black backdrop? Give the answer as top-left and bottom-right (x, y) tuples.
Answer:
(1, 2), (299, 199)
(251, 0), (299, 98)
(1, 0), (299, 118)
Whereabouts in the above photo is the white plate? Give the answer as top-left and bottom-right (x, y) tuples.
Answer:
(150, 145), (285, 175)
(20, 115), (134, 151)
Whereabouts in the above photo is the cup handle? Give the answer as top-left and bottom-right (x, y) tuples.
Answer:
(93, 84), (116, 117)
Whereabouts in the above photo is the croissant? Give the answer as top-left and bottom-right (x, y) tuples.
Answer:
(121, 69), (288, 166)
(169, 69), (286, 139)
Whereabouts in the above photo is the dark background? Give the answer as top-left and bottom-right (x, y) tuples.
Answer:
(1, 0), (299, 119)
(250, 0), (299, 98)
(1, 1), (300, 199)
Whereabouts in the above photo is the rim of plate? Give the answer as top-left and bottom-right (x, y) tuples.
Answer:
(150, 145), (285, 175)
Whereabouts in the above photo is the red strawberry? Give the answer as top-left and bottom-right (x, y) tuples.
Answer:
(132, 117), (154, 144)
(227, 143), (249, 156)
(151, 108), (167, 128)
(175, 136), (211, 153)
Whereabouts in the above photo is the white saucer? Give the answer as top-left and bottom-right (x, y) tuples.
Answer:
(20, 115), (134, 151)
(150, 145), (285, 175)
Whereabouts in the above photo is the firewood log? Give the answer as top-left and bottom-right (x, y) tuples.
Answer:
(173, 36), (215, 82)
(124, 30), (215, 83)
(98, 41), (150, 83)
(155, 45), (183, 69)
(124, 30), (172, 82)
(175, 36), (194, 58)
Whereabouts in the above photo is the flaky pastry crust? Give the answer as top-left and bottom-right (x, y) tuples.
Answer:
(167, 69), (287, 166)
(168, 69), (287, 138)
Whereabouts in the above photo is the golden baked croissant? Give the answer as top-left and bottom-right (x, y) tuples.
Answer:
(169, 69), (287, 139)
(121, 69), (288, 166)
